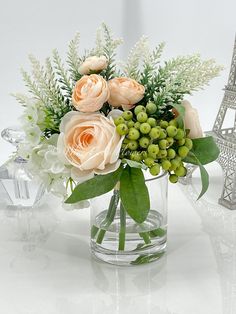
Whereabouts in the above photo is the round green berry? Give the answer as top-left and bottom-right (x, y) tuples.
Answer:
(134, 105), (146, 115)
(149, 127), (160, 139)
(159, 139), (168, 149)
(167, 137), (174, 146)
(160, 120), (169, 129)
(169, 174), (178, 183)
(185, 138), (193, 150)
(127, 120), (135, 128)
(128, 128), (140, 140)
(161, 159), (171, 171)
(147, 117), (157, 127)
(122, 110), (133, 121)
(134, 122), (141, 129)
(139, 137), (150, 148)
(159, 129), (167, 139)
(141, 151), (148, 159)
(178, 146), (189, 158)
(130, 152), (142, 162)
(171, 158), (181, 170)
(144, 157), (155, 167)
(114, 116), (125, 126)
(175, 128), (185, 140)
(128, 140), (138, 151)
(157, 149), (167, 158)
(177, 139), (185, 146)
(146, 102), (157, 114)
(169, 119), (178, 127)
(140, 123), (151, 134)
(167, 148), (176, 159)
(148, 144), (159, 157)
(166, 125), (178, 137)
(116, 123), (128, 135)
(175, 166), (187, 177)
(175, 155), (182, 162)
(137, 112), (148, 123)
(150, 164), (161, 176)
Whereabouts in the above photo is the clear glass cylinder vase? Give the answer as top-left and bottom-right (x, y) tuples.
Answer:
(90, 171), (168, 266)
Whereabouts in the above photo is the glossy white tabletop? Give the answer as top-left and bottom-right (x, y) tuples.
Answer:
(0, 151), (234, 314)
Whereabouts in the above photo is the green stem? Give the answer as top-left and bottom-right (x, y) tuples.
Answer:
(118, 203), (126, 251)
(96, 229), (106, 244)
(96, 189), (120, 244)
(91, 225), (99, 239)
(139, 232), (151, 244)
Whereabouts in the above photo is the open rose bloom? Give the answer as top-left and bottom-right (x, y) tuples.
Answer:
(57, 111), (123, 181)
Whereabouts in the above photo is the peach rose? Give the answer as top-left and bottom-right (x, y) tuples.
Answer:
(72, 74), (110, 113)
(182, 100), (203, 139)
(108, 77), (145, 110)
(78, 56), (108, 75)
(57, 111), (123, 180)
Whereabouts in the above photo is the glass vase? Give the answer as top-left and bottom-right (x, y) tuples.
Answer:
(90, 171), (168, 266)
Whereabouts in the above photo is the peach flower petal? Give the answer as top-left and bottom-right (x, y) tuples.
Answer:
(57, 111), (123, 179)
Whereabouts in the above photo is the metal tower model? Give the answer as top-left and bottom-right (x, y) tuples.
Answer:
(207, 35), (236, 209)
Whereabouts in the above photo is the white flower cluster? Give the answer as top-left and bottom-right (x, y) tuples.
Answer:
(28, 134), (70, 197)
(17, 100), (70, 197)
(18, 98), (44, 156)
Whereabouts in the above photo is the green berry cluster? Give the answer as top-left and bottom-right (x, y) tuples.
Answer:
(114, 103), (193, 184)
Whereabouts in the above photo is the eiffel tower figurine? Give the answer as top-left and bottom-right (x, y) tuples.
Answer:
(207, 35), (236, 209)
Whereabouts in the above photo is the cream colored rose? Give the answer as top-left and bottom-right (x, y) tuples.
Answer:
(72, 74), (110, 112)
(78, 56), (108, 75)
(182, 100), (203, 139)
(108, 77), (145, 110)
(57, 111), (123, 180)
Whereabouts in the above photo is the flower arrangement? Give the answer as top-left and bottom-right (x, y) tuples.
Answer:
(14, 24), (221, 263)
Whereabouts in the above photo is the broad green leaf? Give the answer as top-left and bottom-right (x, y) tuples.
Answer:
(197, 163), (209, 199)
(120, 166), (150, 223)
(149, 228), (166, 238)
(184, 136), (219, 165)
(171, 103), (185, 128)
(65, 166), (123, 204)
(187, 152), (209, 199)
(123, 159), (148, 170)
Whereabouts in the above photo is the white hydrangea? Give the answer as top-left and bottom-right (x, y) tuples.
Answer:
(19, 98), (46, 147)
(27, 134), (71, 198)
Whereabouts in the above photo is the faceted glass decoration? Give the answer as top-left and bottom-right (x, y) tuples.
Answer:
(0, 127), (45, 209)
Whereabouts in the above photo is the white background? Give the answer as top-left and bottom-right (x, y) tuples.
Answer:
(1, 0), (236, 162)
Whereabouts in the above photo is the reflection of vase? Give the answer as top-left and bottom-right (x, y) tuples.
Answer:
(9, 202), (59, 271)
(180, 182), (236, 314)
(90, 172), (168, 266)
(0, 127), (45, 209)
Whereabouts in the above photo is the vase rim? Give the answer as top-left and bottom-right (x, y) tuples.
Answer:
(145, 170), (168, 182)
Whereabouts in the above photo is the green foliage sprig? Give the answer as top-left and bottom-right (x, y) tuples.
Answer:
(96, 23), (123, 80)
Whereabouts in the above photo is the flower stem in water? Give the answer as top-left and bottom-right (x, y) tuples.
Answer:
(118, 203), (126, 251)
(139, 232), (151, 244)
(96, 189), (120, 244)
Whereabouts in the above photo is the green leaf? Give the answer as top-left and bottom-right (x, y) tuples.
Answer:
(130, 252), (165, 265)
(197, 163), (209, 199)
(171, 103), (185, 128)
(120, 166), (150, 223)
(187, 152), (209, 199)
(149, 228), (166, 238)
(123, 159), (148, 170)
(184, 136), (219, 165)
(65, 167), (123, 204)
